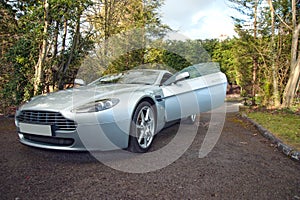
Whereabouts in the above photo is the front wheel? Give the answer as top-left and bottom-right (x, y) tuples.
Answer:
(128, 101), (156, 153)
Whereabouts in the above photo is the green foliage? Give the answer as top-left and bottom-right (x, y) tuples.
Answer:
(0, 0), (94, 113)
(212, 38), (238, 84)
(247, 111), (300, 150)
(1, 0), (297, 114)
(161, 50), (191, 71)
(102, 39), (214, 74)
(227, 0), (298, 107)
(162, 40), (212, 65)
(104, 47), (191, 74)
(0, 38), (36, 113)
(232, 30), (254, 93)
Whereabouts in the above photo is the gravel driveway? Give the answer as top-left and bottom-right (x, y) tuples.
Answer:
(1, 107), (299, 199)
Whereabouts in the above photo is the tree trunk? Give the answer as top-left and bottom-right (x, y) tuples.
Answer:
(58, 14), (81, 90)
(251, 0), (258, 105)
(61, 17), (68, 54)
(103, 0), (113, 57)
(268, 0), (281, 107)
(283, 52), (300, 107)
(282, 0), (300, 107)
(53, 20), (59, 58)
(52, 16), (67, 90)
(33, 0), (49, 95)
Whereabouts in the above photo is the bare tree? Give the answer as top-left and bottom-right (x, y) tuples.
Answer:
(33, 0), (49, 95)
(282, 0), (300, 107)
(267, 0), (280, 107)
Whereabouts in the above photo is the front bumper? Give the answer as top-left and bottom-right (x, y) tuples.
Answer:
(17, 119), (131, 151)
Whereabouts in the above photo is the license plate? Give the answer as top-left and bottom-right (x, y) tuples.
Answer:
(19, 123), (52, 136)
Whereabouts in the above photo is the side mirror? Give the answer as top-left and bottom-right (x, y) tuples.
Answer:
(74, 79), (86, 86)
(163, 71), (190, 86)
(174, 72), (190, 83)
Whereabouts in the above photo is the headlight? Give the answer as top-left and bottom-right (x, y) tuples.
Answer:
(72, 98), (120, 113)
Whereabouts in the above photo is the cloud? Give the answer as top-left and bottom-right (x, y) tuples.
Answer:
(161, 0), (212, 29)
(161, 0), (236, 39)
(162, 0), (212, 18)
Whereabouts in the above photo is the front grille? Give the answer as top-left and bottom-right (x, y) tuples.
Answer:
(23, 133), (74, 146)
(17, 110), (77, 131)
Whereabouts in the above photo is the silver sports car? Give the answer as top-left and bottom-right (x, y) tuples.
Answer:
(15, 62), (227, 152)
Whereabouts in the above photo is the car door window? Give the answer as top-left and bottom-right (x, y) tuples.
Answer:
(179, 62), (221, 79)
(163, 62), (220, 85)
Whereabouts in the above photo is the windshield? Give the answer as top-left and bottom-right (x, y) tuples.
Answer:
(88, 70), (161, 86)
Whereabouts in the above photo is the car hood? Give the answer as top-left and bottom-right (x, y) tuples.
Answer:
(20, 84), (148, 111)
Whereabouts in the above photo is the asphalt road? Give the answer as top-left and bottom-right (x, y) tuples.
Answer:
(0, 106), (299, 199)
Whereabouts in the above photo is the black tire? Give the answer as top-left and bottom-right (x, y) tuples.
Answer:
(184, 114), (197, 124)
(128, 101), (156, 153)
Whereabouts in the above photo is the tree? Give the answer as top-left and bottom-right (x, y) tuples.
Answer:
(267, 0), (281, 107)
(33, 0), (49, 95)
(86, 0), (169, 73)
(0, 1), (18, 58)
(282, 0), (300, 107)
(212, 38), (238, 85)
(0, 0), (94, 113)
(0, 1), (39, 113)
(228, 0), (263, 103)
(227, 0), (299, 107)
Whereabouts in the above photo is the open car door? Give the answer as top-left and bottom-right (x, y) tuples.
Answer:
(161, 62), (227, 122)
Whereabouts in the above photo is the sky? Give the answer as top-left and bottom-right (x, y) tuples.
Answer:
(160, 0), (237, 40)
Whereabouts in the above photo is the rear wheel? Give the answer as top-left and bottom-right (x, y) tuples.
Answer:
(184, 114), (197, 124)
(128, 101), (156, 153)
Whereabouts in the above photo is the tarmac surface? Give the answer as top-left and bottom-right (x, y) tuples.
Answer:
(0, 103), (299, 199)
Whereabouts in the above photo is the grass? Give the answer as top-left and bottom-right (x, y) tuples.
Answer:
(246, 110), (300, 151)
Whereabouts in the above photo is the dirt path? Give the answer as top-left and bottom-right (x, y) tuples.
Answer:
(0, 113), (299, 199)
